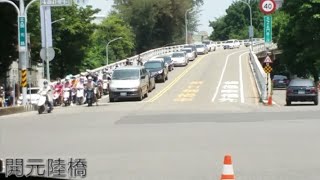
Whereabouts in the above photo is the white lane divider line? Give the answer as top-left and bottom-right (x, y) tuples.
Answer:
(211, 50), (246, 102)
(239, 52), (249, 103)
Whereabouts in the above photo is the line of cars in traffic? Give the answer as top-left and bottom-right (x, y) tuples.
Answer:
(108, 43), (213, 102)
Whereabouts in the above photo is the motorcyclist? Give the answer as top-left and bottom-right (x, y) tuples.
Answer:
(53, 78), (63, 105)
(63, 77), (72, 104)
(125, 59), (131, 66)
(137, 55), (143, 66)
(70, 76), (78, 103)
(85, 76), (98, 105)
(0, 86), (4, 107)
(38, 80), (53, 110)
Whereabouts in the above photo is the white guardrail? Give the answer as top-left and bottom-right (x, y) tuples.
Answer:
(250, 42), (278, 101)
(52, 42), (277, 103)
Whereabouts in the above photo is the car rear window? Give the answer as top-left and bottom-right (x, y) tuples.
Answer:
(172, 53), (184, 57)
(289, 79), (314, 87)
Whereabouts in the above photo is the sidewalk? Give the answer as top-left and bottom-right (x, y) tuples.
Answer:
(0, 104), (36, 116)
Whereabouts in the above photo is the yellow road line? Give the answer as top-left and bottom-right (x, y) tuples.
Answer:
(147, 55), (206, 102)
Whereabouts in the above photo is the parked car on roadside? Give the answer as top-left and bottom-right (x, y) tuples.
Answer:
(181, 48), (196, 61)
(195, 44), (208, 55)
(171, 52), (188, 66)
(108, 66), (149, 102)
(157, 55), (174, 71)
(272, 75), (289, 88)
(144, 58), (168, 83)
(183, 44), (197, 58)
(286, 78), (318, 105)
(17, 87), (40, 105)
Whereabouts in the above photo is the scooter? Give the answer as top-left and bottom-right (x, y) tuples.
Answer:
(37, 90), (52, 114)
(102, 80), (109, 95)
(53, 88), (62, 106)
(76, 87), (85, 105)
(71, 88), (77, 104)
(86, 88), (95, 107)
(63, 88), (71, 106)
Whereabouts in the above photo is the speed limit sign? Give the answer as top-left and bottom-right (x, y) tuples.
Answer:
(260, 0), (276, 14)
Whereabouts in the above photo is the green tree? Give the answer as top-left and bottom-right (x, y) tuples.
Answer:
(84, 14), (135, 69)
(113, 0), (203, 53)
(0, 3), (18, 84)
(209, 0), (263, 41)
(278, 0), (320, 80)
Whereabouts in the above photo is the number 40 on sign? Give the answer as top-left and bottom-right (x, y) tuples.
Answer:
(260, 0), (276, 14)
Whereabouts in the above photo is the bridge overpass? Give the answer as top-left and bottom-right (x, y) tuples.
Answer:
(1, 44), (320, 180)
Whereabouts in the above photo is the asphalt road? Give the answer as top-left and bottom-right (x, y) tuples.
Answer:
(1, 47), (320, 180)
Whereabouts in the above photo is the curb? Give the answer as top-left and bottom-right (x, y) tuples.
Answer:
(0, 105), (37, 116)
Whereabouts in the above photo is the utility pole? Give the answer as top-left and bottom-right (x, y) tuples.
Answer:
(185, 8), (193, 44)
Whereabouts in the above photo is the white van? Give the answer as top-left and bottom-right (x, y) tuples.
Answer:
(223, 39), (240, 49)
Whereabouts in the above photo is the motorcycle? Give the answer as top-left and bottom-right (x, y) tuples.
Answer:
(53, 88), (62, 106)
(102, 80), (109, 95)
(37, 90), (52, 114)
(86, 88), (95, 107)
(76, 87), (85, 105)
(97, 80), (103, 99)
(71, 88), (77, 104)
(63, 88), (71, 106)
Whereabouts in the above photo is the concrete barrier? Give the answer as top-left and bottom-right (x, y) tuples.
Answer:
(0, 104), (37, 116)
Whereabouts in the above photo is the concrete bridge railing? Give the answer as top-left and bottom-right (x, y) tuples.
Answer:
(250, 42), (278, 102)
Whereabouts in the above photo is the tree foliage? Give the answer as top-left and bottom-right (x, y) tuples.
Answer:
(277, 0), (320, 80)
(113, 0), (203, 53)
(84, 14), (135, 69)
(209, 0), (263, 41)
(0, 2), (18, 83)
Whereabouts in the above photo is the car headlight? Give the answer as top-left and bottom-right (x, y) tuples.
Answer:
(158, 69), (163, 74)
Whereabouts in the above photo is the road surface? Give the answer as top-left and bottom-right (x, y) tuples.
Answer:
(1, 48), (320, 180)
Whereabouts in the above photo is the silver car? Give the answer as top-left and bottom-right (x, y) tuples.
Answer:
(181, 48), (196, 61)
(108, 66), (149, 102)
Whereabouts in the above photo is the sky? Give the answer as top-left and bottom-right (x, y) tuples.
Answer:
(86, 0), (234, 35)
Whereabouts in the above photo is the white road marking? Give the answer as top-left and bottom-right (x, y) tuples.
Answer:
(239, 52), (249, 103)
(212, 51), (246, 102)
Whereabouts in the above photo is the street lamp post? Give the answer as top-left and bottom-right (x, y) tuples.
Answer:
(238, 0), (253, 49)
(106, 37), (123, 66)
(185, 8), (193, 44)
(42, 17), (65, 81)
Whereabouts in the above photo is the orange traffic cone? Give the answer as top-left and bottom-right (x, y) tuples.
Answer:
(221, 154), (235, 180)
(267, 95), (272, 106)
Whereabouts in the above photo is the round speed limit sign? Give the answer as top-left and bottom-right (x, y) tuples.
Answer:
(260, 0), (276, 14)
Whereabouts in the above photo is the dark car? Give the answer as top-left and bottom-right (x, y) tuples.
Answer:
(157, 55), (174, 71)
(286, 78), (318, 105)
(144, 59), (168, 83)
(273, 75), (289, 88)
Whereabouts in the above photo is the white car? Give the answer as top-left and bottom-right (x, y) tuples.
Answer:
(17, 87), (40, 105)
(203, 40), (216, 51)
(223, 39), (240, 49)
(171, 52), (188, 66)
(195, 44), (208, 54)
(181, 48), (196, 61)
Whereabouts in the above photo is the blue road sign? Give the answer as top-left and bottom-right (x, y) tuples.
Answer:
(264, 16), (272, 43)
(18, 16), (26, 51)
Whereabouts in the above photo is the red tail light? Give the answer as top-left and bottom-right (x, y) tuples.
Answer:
(310, 87), (317, 94)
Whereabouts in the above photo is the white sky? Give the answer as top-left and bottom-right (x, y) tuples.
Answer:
(86, 0), (234, 34)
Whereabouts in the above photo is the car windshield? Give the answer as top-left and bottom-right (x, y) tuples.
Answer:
(144, 62), (162, 69)
(112, 69), (140, 80)
(273, 75), (287, 80)
(29, 89), (39, 94)
(162, 57), (172, 63)
(227, 40), (234, 43)
(289, 79), (314, 87)
(172, 53), (184, 57)
(196, 44), (204, 48)
(182, 49), (192, 53)
(203, 41), (210, 45)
